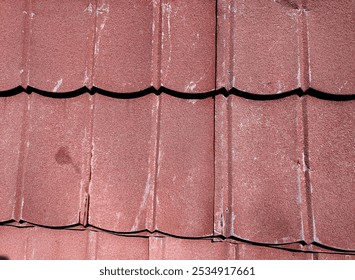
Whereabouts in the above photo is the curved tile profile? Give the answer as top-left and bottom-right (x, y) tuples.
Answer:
(1, 0), (354, 95)
(0, 94), (28, 222)
(0, 1), (26, 91)
(88, 94), (158, 232)
(88, 94), (214, 236)
(215, 95), (304, 244)
(307, 0), (355, 94)
(20, 94), (92, 226)
(2, 226), (353, 260)
(154, 95), (214, 236)
(26, 0), (93, 92)
(160, 0), (216, 93)
(93, 0), (153, 92)
(307, 97), (355, 250)
(217, 0), (300, 94)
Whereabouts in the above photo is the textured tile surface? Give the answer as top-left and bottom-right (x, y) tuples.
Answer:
(307, 98), (355, 250)
(89, 94), (214, 236)
(27, 0), (93, 92)
(20, 94), (92, 226)
(0, 1), (25, 91)
(0, 94), (28, 222)
(93, 0), (153, 92)
(160, 0), (216, 92)
(1, 0), (353, 93)
(0, 0), (354, 260)
(307, 0), (355, 94)
(215, 95), (303, 243)
(1, 227), (353, 260)
(89, 94), (157, 232)
(217, 0), (300, 93)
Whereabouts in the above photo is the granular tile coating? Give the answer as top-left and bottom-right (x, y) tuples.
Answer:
(155, 95), (215, 236)
(21, 94), (92, 226)
(217, 0), (300, 93)
(0, 94), (28, 222)
(307, 0), (355, 94)
(149, 237), (236, 260)
(215, 95), (303, 243)
(0, 0), (354, 260)
(1, 226), (353, 260)
(0, 0), (354, 94)
(27, 0), (93, 92)
(160, 0), (216, 92)
(238, 243), (313, 260)
(88, 94), (158, 232)
(307, 97), (355, 250)
(0, 1), (25, 91)
(93, 0), (153, 92)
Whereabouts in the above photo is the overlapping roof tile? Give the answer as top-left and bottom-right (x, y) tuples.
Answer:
(0, 0), (354, 259)
(1, 226), (354, 260)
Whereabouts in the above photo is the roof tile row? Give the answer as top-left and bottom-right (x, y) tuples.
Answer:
(1, 92), (353, 251)
(1, 226), (354, 260)
(0, 0), (354, 94)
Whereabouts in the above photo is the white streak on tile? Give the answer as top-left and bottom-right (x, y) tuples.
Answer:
(52, 78), (63, 92)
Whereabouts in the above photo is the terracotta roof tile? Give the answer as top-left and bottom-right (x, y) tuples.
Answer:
(215, 95), (303, 243)
(1, 226), (354, 260)
(89, 94), (158, 231)
(93, 0), (153, 92)
(20, 94), (92, 225)
(217, 0), (300, 93)
(307, 0), (355, 94)
(88, 94), (214, 236)
(1, 0), (353, 94)
(307, 97), (355, 250)
(0, 94), (27, 222)
(27, 0), (93, 92)
(0, 0), (354, 259)
(0, 1), (25, 90)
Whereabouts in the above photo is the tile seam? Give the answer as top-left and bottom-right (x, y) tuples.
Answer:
(13, 94), (30, 222)
(299, 0), (310, 91)
(20, 0), (32, 88)
(152, 95), (162, 231)
(152, 0), (162, 89)
(301, 96), (315, 244)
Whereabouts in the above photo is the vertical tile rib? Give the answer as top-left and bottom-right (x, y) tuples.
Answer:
(296, 95), (312, 244)
(152, 0), (162, 89)
(86, 230), (98, 260)
(84, 0), (97, 89)
(20, 0), (32, 88)
(14, 0), (33, 221)
(214, 95), (230, 236)
(80, 0), (97, 226)
(13, 94), (30, 222)
(298, 0), (310, 91)
(151, 95), (161, 230)
(301, 96), (315, 243)
(216, 0), (233, 90)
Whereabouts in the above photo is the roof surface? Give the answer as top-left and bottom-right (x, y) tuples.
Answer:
(0, 0), (354, 260)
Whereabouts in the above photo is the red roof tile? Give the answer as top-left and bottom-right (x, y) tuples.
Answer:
(0, 0), (354, 259)
(217, 0), (300, 93)
(93, 0), (153, 92)
(28, 0), (93, 92)
(1, 226), (354, 260)
(0, 2), (25, 90)
(0, 94), (28, 222)
(215, 95), (303, 243)
(307, 0), (355, 94)
(307, 97), (355, 250)
(89, 94), (158, 231)
(1, 0), (353, 94)
(20, 94), (92, 226)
